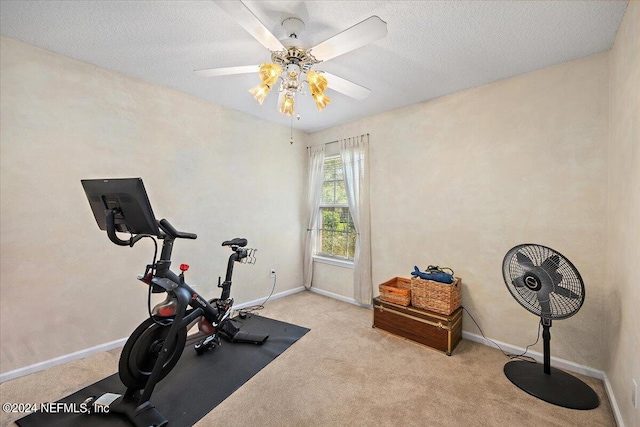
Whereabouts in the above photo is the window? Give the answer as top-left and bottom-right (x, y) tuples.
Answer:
(317, 156), (356, 260)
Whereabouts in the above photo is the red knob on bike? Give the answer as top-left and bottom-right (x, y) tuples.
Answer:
(180, 263), (190, 272)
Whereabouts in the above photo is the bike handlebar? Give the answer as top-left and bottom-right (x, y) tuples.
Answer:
(158, 219), (197, 240)
(104, 209), (197, 248)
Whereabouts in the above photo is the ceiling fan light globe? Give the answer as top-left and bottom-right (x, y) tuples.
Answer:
(279, 95), (295, 116)
(258, 63), (282, 86)
(312, 92), (331, 111)
(309, 84), (325, 97)
(306, 70), (328, 95)
(249, 82), (271, 105)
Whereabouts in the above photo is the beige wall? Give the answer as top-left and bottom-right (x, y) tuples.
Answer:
(309, 52), (610, 371)
(0, 37), (307, 372)
(312, 262), (353, 298)
(607, 2), (640, 426)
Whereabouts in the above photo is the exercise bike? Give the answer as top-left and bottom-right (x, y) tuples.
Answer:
(81, 178), (268, 427)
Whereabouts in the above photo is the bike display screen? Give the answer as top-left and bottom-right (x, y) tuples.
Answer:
(82, 178), (160, 236)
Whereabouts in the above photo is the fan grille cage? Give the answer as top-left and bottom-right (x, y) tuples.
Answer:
(502, 244), (585, 319)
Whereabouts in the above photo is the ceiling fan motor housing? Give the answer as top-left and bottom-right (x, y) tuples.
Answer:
(271, 46), (320, 72)
(272, 16), (321, 72)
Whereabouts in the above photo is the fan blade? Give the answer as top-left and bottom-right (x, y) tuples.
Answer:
(541, 254), (560, 271)
(516, 252), (535, 270)
(547, 271), (563, 286)
(194, 65), (259, 77)
(540, 254), (563, 285)
(512, 275), (526, 288)
(214, 0), (285, 52)
(553, 286), (580, 299)
(321, 72), (371, 100)
(310, 16), (387, 62)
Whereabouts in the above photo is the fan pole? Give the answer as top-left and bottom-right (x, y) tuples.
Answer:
(542, 318), (551, 375)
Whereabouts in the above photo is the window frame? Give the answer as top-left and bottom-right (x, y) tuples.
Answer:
(315, 154), (355, 264)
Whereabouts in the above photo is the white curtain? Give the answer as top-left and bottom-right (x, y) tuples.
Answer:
(339, 135), (372, 305)
(303, 145), (325, 289)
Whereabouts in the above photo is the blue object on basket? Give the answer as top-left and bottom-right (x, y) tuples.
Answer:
(411, 266), (454, 284)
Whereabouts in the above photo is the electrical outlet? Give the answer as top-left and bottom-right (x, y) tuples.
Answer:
(270, 268), (276, 278)
(633, 379), (638, 409)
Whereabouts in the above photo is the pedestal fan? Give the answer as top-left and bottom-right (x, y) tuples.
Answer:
(502, 244), (599, 409)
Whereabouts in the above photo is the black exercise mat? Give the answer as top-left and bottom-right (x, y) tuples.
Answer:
(17, 314), (309, 427)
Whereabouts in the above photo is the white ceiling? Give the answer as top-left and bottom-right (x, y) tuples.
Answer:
(0, 1), (628, 133)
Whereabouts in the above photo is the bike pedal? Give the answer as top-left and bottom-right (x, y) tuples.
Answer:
(194, 334), (220, 354)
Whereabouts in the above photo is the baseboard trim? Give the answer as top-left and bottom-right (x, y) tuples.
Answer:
(0, 338), (127, 384)
(0, 286), (308, 384)
(234, 285), (306, 310)
(307, 287), (372, 308)
(462, 331), (604, 379)
(603, 372), (626, 427)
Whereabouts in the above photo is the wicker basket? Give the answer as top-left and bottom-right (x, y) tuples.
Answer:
(378, 277), (412, 306)
(411, 276), (461, 314)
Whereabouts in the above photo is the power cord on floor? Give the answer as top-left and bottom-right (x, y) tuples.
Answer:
(236, 273), (277, 318)
(462, 306), (540, 363)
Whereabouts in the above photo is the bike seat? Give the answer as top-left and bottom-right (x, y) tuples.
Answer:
(222, 238), (247, 248)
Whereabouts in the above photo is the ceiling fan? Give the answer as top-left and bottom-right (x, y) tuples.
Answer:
(195, 1), (387, 118)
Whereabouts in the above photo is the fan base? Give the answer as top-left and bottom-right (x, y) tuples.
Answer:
(504, 360), (599, 410)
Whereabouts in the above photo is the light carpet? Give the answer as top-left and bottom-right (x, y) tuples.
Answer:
(0, 291), (615, 426)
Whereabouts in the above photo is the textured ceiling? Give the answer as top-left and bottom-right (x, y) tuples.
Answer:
(0, 1), (628, 133)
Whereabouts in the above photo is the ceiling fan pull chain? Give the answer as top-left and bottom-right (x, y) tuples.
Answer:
(290, 115), (294, 145)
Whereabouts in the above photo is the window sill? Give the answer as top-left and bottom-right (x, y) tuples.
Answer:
(313, 256), (354, 269)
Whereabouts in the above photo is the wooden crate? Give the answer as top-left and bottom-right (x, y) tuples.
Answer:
(378, 277), (412, 306)
(373, 297), (462, 356)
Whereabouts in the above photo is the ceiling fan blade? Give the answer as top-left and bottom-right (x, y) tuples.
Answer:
(194, 65), (259, 77)
(310, 16), (387, 62)
(321, 72), (371, 100)
(214, 0), (285, 52)
(277, 89), (285, 109)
